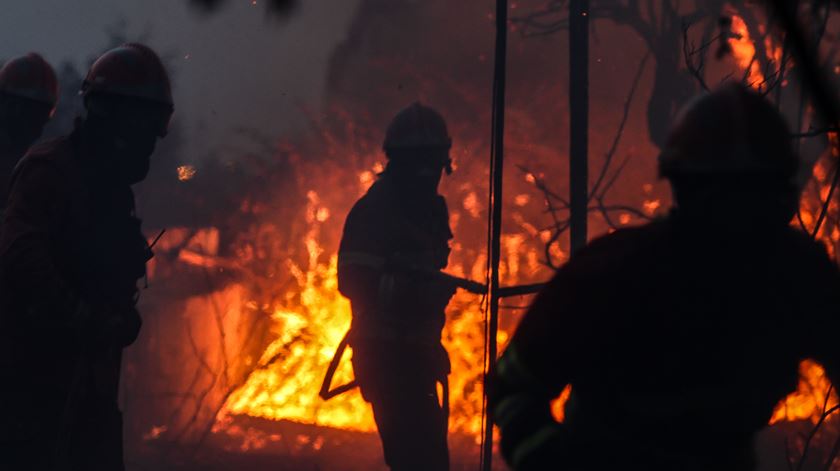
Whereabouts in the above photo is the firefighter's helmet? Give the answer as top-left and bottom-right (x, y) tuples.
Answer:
(383, 102), (452, 173)
(81, 43), (173, 136)
(82, 43), (173, 107)
(0, 53), (58, 110)
(383, 102), (452, 152)
(658, 82), (797, 180)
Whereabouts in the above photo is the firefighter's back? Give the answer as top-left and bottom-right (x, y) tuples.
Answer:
(552, 215), (839, 470)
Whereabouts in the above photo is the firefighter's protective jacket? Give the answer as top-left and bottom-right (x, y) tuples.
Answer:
(0, 129), (150, 440)
(338, 177), (454, 381)
(492, 213), (840, 471)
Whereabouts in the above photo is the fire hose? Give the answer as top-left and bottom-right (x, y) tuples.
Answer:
(319, 277), (545, 401)
(318, 332), (357, 400)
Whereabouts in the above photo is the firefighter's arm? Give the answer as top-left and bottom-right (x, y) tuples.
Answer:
(337, 250), (385, 303)
(339, 248), (458, 309)
(337, 204), (386, 305)
(0, 159), (83, 326)
(491, 267), (587, 470)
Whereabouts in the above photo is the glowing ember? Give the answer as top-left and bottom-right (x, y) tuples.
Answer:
(143, 425), (168, 441)
(551, 385), (573, 423)
(177, 165), (197, 181)
(642, 199), (661, 215)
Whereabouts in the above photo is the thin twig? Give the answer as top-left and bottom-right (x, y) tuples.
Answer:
(683, 21), (711, 92)
(797, 402), (840, 471)
(590, 51), (651, 199)
(811, 152), (840, 239)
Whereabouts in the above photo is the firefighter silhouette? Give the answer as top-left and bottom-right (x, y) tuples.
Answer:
(491, 83), (840, 471)
(0, 44), (173, 471)
(337, 103), (456, 471)
(0, 53), (58, 210)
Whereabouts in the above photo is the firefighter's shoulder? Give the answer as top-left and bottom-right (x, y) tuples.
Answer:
(344, 180), (391, 224)
(10, 135), (75, 188)
(560, 218), (672, 280)
(15, 134), (74, 173)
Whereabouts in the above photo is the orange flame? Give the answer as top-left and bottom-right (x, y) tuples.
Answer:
(213, 182), (546, 440)
(206, 170), (836, 442)
(728, 15), (764, 86)
(770, 360), (838, 425)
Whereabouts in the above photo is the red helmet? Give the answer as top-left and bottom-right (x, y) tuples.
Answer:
(81, 43), (173, 108)
(0, 53), (59, 110)
(658, 83), (797, 179)
(383, 102), (452, 153)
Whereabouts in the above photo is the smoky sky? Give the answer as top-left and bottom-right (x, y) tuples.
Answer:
(0, 0), (360, 161)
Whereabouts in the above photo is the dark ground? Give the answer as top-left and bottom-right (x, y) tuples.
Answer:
(122, 415), (840, 471)
(127, 416), (509, 471)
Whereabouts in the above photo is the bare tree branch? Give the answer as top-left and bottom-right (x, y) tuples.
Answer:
(591, 51), (651, 199)
(796, 384), (840, 471)
(682, 21), (712, 92)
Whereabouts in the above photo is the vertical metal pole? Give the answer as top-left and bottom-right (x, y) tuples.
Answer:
(569, 0), (589, 252)
(481, 0), (508, 469)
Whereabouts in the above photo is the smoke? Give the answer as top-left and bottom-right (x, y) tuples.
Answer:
(188, 0), (299, 18)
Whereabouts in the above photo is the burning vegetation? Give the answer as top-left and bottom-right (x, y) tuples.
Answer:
(114, 2), (840, 470)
